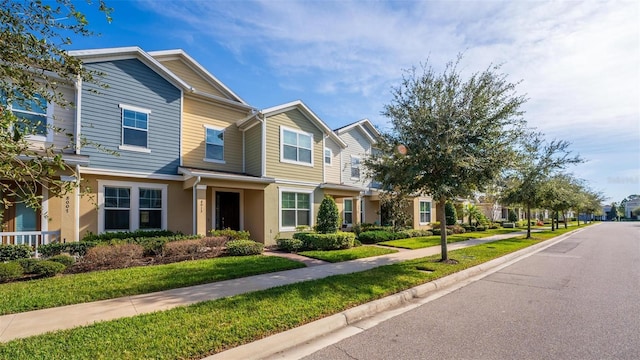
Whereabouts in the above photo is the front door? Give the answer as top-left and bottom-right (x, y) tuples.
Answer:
(215, 192), (240, 230)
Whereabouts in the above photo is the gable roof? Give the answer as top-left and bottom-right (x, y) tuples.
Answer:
(334, 118), (382, 144)
(148, 49), (250, 107)
(68, 47), (192, 91)
(262, 100), (347, 148)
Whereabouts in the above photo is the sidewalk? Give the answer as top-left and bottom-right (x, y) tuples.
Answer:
(0, 230), (530, 343)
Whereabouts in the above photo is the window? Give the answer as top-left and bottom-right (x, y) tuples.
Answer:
(351, 156), (361, 179)
(280, 191), (312, 230)
(99, 181), (167, 233)
(1, 92), (49, 138)
(205, 126), (224, 162)
(281, 127), (313, 165)
(120, 105), (150, 149)
(344, 199), (353, 224)
(104, 187), (131, 231)
(420, 201), (432, 224)
(139, 188), (162, 229)
(324, 148), (332, 165)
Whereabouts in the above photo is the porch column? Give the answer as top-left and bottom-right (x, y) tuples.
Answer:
(59, 176), (79, 243)
(353, 197), (361, 225)
(196, 184), (207, 236)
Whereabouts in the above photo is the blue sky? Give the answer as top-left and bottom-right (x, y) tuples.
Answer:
(67, 0), (639, 204)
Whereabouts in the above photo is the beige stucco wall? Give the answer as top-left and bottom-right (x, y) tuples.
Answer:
(264, 109), (324, 183)
(77, 174), (191, 239)
(363, 197), (380, 225)
(182, 97), (248, 172)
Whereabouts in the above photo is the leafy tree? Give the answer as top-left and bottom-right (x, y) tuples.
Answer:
(501, 135), (582, 238)
(364, 55), (527, 261)
(463, 203), (482, 226)
(0, 0), (111, 213)
(379, 190), (412, 231)
(541, 174), (579, 230)
(608, 202), (619, 221)
(316, 195), (340, 234)
(445, 201), (458, 226)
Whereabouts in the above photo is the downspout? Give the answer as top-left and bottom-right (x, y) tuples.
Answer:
(192, 176), (201, 235)
(74, 74), (82, 154)
(260, 112), (267, 177)
(75, 163), (81, 242)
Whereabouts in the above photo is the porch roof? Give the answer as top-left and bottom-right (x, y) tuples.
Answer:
(178, 167), (276, 184)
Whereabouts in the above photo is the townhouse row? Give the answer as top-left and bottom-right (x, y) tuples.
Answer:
(2, 47), (435, 246)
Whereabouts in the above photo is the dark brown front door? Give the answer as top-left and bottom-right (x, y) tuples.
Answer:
(215, 192), (240, 230)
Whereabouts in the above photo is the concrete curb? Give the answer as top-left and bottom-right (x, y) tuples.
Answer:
(207, 226), (589, 360)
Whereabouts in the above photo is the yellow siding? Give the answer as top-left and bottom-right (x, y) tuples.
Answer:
(160, 59), (228, 98)
(182, 97), (247, 172)
(265, 109), (323, 182)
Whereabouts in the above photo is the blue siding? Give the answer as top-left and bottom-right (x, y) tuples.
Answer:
(80, 59), (181, 175)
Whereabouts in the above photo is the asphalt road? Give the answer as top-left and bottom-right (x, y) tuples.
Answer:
(303, 222), (640, 360)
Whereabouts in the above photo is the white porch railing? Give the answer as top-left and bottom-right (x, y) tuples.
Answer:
(0, 231), (61, 256)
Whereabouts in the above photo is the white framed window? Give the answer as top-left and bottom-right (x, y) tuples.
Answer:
(279, 187), (313, 231)
(344, 199), (353, 224)
(351, 156), (361, 179)
(119, 104), (151, 152)
(1, 91), (51, 141)
(98, 180), (167, 233)
(281, 126), (313, 166)
(324, 148), (332, 165)
(204, 125), (225, 162)
(419, 201), (432, 224)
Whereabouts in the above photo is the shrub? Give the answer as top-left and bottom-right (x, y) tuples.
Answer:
(210, 229), (250, 241)
(82, 230), (178, 242)
(39, 242), (98, 257)
(508, 209), (518, 222)
(32, 260), (66, 277)
(316, 195), (340, 234)
(358, 230), (392, 244)
(476, 225), (487, 231)
(447, 224), (466, 234)
(276, 238), (304, 253)
(226, 240), (264, 256)
(351, 223), (363, 237)
(445, 202), (458, 226)
(432, 228), (453, 236)
(17, 258), (41, 274)
(292, 232), (355, 250)
(48, 254), (76, 267)
(0, 244), (32, 261)
(403, 229), (433, 237)
(488, 222), (500, 229)
(162, 239), (204, 258)
(201, 236), (227, 248)
(0, 262), (24, 282)
(78, 243), (145, 270)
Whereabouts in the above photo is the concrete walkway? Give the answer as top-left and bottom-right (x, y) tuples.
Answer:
(0, 230), (530, 343)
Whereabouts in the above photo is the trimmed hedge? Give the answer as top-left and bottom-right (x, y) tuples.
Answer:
(276, 238), (304, 253)
(82, 230), (178, 242)
(209, 229), (250, 241)
(0, 244), (32, 261)
(39, 242), (98, 257)
(292, 232), (356, 250)
(0, 262), (24, 282)
(32, 260), (66, 277)
(226, 240), (264, 256)
(48, 254), (76, 267)
(17, 258), (41, 274)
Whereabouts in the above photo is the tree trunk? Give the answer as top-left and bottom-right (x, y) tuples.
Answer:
(577, 209), (581, 226)
(439, 198), (448, 261)
(551, 211), (556, 231)
(526, 205), (531, 239)
(564, 212), (568, 228)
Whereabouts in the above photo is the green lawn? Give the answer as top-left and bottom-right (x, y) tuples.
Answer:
(0, 232), (562, 360)
(0, 255), (305, 315)
(380, 228), (522, 249)
(299, 246), (398, 262)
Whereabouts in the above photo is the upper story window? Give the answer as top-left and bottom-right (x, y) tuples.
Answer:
(281, 126), (313, 166)
(119, 104), (151, 151)
(351, 156), (361, 179)
(2, 91), (49, 139)
(204, 126), (224, 162)
(324, 148), (332, 165)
